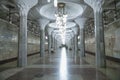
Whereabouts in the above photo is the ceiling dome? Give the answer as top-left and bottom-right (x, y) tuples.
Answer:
(40, 2), (83, 20)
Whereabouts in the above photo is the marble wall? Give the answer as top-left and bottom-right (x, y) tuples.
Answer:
(0, 19), (40, 61)
(85, 19), (120, 59)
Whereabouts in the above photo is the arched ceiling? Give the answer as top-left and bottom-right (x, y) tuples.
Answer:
(40, 2), (84, 20)
(0, 0), (120, 43)
(48, 23), (78, 43)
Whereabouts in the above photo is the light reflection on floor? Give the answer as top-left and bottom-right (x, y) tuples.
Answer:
(59, 47), (68, 80)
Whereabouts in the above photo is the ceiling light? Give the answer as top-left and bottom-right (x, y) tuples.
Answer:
(45, 36), (48, 39)
(54, 0), (58, 7)
(47, 0), (51, 2)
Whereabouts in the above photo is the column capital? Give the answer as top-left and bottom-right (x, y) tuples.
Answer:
(75, 17), (87, 29)
(19, 7), (29, 16)
(15, 0), (38, 8)
(38, 18), (50, 30)
(84, 0), (104, 12)
(15, 0), (38, 15)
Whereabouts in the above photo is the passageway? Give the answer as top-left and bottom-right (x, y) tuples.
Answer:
(0, 0), (120, 80)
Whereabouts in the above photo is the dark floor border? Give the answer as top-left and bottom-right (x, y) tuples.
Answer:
(85, 51), (120, 63)
(0, 52), (40, 65)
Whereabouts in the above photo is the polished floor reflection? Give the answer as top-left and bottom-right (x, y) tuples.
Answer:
(59, 47), (68, 80)
(1, 47), (119, 80)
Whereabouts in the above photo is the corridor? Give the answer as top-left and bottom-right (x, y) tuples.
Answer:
(0, 0), (120, 80)
(0, 47), (119, 80)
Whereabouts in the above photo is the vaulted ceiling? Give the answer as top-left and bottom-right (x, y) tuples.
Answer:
(0, 0), (120, 42)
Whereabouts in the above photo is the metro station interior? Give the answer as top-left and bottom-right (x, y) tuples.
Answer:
(0, 0), (120, 80)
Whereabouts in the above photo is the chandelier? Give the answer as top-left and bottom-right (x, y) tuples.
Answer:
(55, 3), (67, 44)
(47, 0), (67, 44)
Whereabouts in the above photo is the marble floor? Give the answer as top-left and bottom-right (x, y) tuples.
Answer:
(0, 48), (120, 80)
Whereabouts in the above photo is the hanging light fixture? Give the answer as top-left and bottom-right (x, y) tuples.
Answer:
(55, 2), (67, 44)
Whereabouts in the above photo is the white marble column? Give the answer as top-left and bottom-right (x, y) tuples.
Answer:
(53, 36), (56, 53)
(75, 18), (87, 57)
(38, 18), (49, 57)
(54, 39), (57, 53)
(47, 28), (53, 55)
(15, 0), (38, 67)
(72, 37), (75, 56)
(40, 29), (45, 57)
(80, 28), (85, 57)
(72, 27), (78, 61)
(51, 35), (53, 49)
(85, 0), (106, 67)
(72, 37), (74, 55)
(74, 35), (78, 58)
(52, 35), (54, 50)
(48, 35), (51, 55)
(18, 8), (28, 67)
(71, 38), (74, 57)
